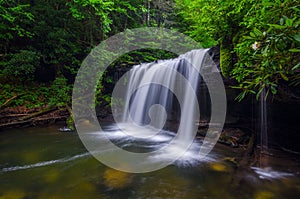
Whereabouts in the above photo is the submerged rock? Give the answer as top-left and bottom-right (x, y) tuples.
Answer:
(254, 191), (275, 199)
(198, 127), (250, 148)
(58, 126), (73, 132)
(103, 168), (132, 189)
(209, 162), (228, 172)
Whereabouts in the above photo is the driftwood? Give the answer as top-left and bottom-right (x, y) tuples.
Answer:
(19, 106), (57, 121)
(0, 113), (29, 118)
(0, 106), (69, 129)
(0, 120), (32, 128)
(0, 115), (68, 128)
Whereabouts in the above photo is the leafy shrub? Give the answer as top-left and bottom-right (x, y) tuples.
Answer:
(48, 77), (72, 107)
(1, 50), (41, 82)
(232, 1), (300, 100)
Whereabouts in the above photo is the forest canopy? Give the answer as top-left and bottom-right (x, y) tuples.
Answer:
(0, 0), (299, 111)
(0, 0), (178, 109)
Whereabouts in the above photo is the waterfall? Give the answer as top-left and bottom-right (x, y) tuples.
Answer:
(260, 88), (268, 153)
(121, 49), (209, 143)
(98, 48), (226, 172)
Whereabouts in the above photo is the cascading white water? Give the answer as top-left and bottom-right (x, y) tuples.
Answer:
(122, 49), (209, 143)
(73, 28), (226, 172)
(90, 48), (224, 171)
(260, 87), (268, 153)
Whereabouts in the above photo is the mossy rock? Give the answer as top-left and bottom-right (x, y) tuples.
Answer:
(103, 168), (132, 189)
(220, 45), (233, 77)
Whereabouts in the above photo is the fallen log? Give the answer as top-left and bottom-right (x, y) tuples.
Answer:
(0, 113), (30, 118)
(18, 106), (57, 121)
(0, 120), (32, 128)
(0, 107), (69, 129)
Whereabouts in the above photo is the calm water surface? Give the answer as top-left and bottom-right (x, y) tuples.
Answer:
(1, 125), (300, 199)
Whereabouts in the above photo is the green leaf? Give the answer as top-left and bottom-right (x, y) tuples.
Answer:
(291, 7), (300, 13)
(250, 32), (256, 37)
(289, 48), (300, 52)
(268, 24), (286, 29)
(279, 72), (289, 81)
(235, 91), (246, 102)
(249, 90), (256, 94)
(243, 36), (254, 40)
(270, 86), (277, 95)
(294, 35), (300, 42)
(285, 18), (293, 27)
(262, 1), (276, 7)
(292, 62), (300, 70)
(256, 86), (265, 100)
(253, 28), (263, 36)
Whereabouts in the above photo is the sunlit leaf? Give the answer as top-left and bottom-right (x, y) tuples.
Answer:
(294, 34), (300, 42)
(268, 24), (286, 29)
(280, 72), (289, 81)
(292, 62), (300, 70)
(289, 48), (300, 52)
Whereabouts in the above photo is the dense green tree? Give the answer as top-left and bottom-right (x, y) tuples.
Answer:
(0, 0), (34, 53)
(176, 0), (300, 100)
(0, 0), (180, 109)
(1, 50), (41, 82)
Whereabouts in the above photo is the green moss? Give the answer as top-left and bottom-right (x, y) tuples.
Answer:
(66, 116), (75, 131)
(220, 45), (233, 77)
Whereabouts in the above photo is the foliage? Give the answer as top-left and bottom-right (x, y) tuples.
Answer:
(48, 77), (72, 107)
(176, 0), (300, 100)
(232, 0), (300, 100)
(0, 0), (181, 111)
(1, 50), (41, 82)
(0, 0), (34, 52)
(113, 49), (177, 64)
(1, 0), (299, 111)
(0, 77), (71, 108)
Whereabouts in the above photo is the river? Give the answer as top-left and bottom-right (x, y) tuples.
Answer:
(1, 125), (300, 199)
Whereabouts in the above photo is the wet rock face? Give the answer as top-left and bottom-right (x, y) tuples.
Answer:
(207, 46), (220, 70)
(197, 127), (250, 148)
(268, 102), (300, 152)
(219, 128), (250, 147)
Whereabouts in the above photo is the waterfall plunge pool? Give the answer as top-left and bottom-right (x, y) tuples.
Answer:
(1, 124), (300, 199)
